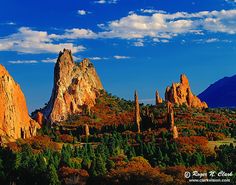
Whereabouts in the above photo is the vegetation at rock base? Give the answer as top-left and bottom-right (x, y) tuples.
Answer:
(0, 92), (236, 185)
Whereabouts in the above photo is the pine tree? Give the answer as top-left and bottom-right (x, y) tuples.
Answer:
(95, 154), (107, 176)
(47, 164), (60, 185)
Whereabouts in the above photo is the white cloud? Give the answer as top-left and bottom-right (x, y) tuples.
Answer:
(205, 38), (220, 43)
(161, 39), (170, 43)
(6, 22), (16, 25)
(98, 9), (236, 41)
(95, 0), (118, 4)
(133, 39), (144, 47)
(51, 28), (97, 39)
(90, 56), (108, 60)
(9, 60), (38, 64)
(0, 27), (86, 54)
(77, 10), (90, 15)
(1, 9), (236, 54)
(41, 58), (57, 63)
(114, 55), (131, 59)
(140, 9), (165, 14)
(195, 38), (232, 43)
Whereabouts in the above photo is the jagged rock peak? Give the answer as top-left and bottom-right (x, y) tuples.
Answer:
(180, 74), (189, 86)
(38, 49), (104, 123)
(0, 64), (40, 143)
(165, 74), (208, 109)
(58, 49), (74, 63)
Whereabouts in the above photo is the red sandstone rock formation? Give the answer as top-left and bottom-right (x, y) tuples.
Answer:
(173, 126), (178, 139)
(165, 74), (208, 109)
(166, 101), (178, 139)
(135, 90), (141, 133)
(155, 90), (163, 105)
(35, 112), (45, 126)
(39, 49), (103, 123)
(167, 101), (174, 129)
(85, 124), (90, 137)
(0, 65), (40, 142)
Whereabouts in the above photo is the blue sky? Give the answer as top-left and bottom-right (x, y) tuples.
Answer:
(0, 0), (236, 112)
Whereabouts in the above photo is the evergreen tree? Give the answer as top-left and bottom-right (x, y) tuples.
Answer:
(95, 154), (107, 176)
(47, 164), (60, 185)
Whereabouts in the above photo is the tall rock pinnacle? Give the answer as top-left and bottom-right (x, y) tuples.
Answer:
(167, 101), (178, 139)
(167, 101), (174, 129)
(165, 74), (208, 109)
(40, 49), (103, 123)
(135, 90), (141, 133)
(155, 90), (163, 105)
(0, 65), (40, 142)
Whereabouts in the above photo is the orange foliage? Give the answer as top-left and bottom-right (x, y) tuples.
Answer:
(176, 136), (208, 154)
(59, 167), (89, 177)
(107, 157), (174, 185)
(59, 134), (74, 143)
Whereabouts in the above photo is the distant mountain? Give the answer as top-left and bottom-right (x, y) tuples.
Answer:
(198, 75), (236, 108)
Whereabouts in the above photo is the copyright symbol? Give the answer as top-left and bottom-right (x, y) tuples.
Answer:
(184, 171), (191, 178)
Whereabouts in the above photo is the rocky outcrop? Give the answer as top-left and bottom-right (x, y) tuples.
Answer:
(167, 101), (174, 129)
(85, 124), (90, 137)
(35, 112), (45, 126)
(173, 126), (178, 139)
(165, 74), (208, 109)
(39, 49), (103, 123)
(0, 65), (40, 142)
(155, 90), (163, 105)
(166, 101), (178, 139)
(134, 90), (141, 133)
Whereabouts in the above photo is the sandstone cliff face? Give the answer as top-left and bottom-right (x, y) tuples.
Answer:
(0, 65), (39, 142)
(165, 74), (208, 109)
(40, 49), (103, 123)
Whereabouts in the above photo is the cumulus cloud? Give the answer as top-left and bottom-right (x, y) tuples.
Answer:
(77, 10), (90, 15)
(114, 55), (131, 59)
(133, 39), (144, 47)
(98, 9), (236, 42)
(51, 28), (97, 39)
(1, 9), (236, 54)
(0, 27), (86, 54)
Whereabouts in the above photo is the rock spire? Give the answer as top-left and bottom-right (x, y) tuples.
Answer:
(135, 90), (141, 133)
(165, 74), (208, 109)
(155, 90), (163, 105)
(37, 49), (104, 123)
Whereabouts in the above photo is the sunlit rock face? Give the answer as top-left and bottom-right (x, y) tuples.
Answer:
(165, 74), (208, 109)
(0, 65), (40, 142)
(40, 49), (103, 123)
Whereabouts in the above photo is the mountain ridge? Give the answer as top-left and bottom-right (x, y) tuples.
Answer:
(198, 74), (236, 108)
